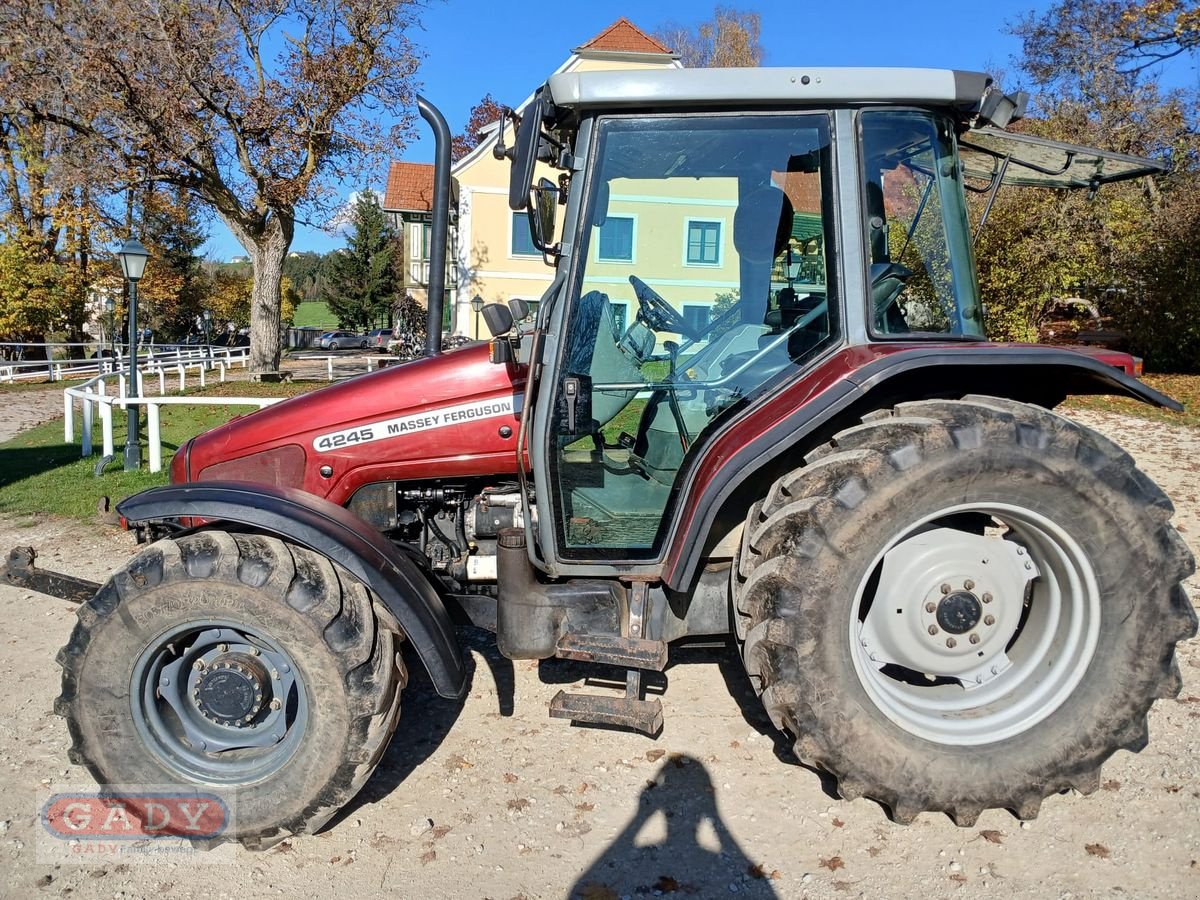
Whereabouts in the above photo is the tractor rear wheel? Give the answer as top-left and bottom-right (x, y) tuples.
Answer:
(732, 397), (1196, 825)
(56, 531), (405, 847)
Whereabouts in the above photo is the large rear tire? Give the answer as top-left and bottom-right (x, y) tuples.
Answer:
(56, 531), (405, 847)
(732, 397), (1196, 825)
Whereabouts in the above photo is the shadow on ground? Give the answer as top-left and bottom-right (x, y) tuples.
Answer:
(569, 753), (781, 899)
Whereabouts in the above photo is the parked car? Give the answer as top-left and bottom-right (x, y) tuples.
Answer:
(367, 328), (394, 348)
(319, 330), (367, 350)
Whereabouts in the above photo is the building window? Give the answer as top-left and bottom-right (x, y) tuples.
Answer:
(597, 216), (634, 262)
(685, 220), (722, 266)
(410, 222), (431, 261)
(511, 212), (540, 257)
(682, 304), (710, 336)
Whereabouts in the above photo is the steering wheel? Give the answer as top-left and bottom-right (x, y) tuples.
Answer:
(629, 275), (698, 339)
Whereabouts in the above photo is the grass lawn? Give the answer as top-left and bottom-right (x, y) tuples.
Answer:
(0, 380), (327, 520)
(1064, 373), (1200, 429)
(292, 302), (336, 329)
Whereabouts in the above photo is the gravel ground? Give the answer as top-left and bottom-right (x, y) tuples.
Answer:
(0, 408), (1196, 900)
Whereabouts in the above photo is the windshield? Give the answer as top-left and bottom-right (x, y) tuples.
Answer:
(546, 113), (839, 557)
(861, 110), (984, 337)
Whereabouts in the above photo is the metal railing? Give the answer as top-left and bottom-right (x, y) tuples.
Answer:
(62, 346), (267, 474)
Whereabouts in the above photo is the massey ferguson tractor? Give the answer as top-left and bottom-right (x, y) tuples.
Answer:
(14, 67), (1195, 846)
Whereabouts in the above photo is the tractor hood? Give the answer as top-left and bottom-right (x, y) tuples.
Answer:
(173, 343), (525, 506)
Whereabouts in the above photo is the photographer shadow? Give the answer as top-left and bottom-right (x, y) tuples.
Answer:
(570, 753), (779, 899)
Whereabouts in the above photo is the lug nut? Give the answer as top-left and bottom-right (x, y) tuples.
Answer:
(946, 637), (957, 649)
(984, 614), (996, 626)
(925, 602), (936, 613)
(270, 698), (282, 711)
(928, 625), (939, 635)
(969, 633), (980, 644)
(217, 643), (228, 653)
(982, 592), (993, 604)
(964, 579), (975, 591)
(193, 660), (205, 671)
(940, 583), (952, 594)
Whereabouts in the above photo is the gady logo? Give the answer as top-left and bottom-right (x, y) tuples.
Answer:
(41, 792), (229, 840)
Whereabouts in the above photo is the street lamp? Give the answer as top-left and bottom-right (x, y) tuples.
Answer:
(470, 295), (484, 339)
(202, 309), (213, 366)
(117, 237), (150, 471)
(104, 296), (116, 370)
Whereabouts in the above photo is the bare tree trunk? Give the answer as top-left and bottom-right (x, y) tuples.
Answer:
(223, 211), (294, 373)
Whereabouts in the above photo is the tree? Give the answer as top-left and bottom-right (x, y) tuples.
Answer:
(977, 0), (1200, 368)
(653, 7), (763, 68)
(325, 190), (398, 330)
(2, 0), (426, 372)
(206, 267), (298, 336)
(0, 102), (114, 350)
(452, 94), (506, 163)
(0, 234), (79, 341)
(136, 186), (208, 339)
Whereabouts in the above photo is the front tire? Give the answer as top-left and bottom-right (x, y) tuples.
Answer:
(733, 397), (1195, 825)
(56, 532), (405, 847)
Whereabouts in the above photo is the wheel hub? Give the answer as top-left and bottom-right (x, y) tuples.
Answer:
(193, 654), (269, 726)
(149, 627), (299, 756)
(858, 528), (1038, 689)
(936, 591), (982, 634)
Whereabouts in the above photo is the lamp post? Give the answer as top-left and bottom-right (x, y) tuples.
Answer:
(117, 238), (150, 471)
(202, 309), (213, 367)
(104, 296), (116, 370)
(470, 295), (484, 339)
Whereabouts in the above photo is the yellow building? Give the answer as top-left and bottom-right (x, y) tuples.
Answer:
(450, 18), (681, 337)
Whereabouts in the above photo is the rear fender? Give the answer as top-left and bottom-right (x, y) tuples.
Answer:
(117, 481), (466, 700)
(664, 345), (1180, 591)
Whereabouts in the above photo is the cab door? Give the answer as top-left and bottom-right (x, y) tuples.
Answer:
(527, 111), (843, 573)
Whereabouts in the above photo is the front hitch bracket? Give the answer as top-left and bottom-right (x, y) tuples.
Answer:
(1, 547), (100, 605)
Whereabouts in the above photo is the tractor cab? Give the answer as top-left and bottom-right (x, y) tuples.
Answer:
(491, 70), (1057, 573)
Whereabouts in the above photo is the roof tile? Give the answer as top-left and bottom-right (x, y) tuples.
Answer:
(575, 17), (674, 55)
(384, 161), (434, 212)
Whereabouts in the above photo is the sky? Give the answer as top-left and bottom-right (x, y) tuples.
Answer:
(199, 0), (1198, 261)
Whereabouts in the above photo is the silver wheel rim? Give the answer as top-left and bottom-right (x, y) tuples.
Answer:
(850, 502), (1101, 746)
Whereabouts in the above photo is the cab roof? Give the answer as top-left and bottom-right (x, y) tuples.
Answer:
(546, 67), (993, 111)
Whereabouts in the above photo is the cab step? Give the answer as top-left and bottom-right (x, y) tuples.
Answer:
(549, 688), (663, 735)
(554, 633), (668, 671)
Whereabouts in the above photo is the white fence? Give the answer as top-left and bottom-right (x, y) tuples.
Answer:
(300, 354), (396, 381)
(62, 346), (278, 474)
(2, 341), (243, 384)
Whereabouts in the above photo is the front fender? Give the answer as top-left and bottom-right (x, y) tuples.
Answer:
(117, 481), (467, 700)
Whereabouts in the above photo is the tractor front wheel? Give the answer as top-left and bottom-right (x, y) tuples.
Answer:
(733, 397), (1196, 825)
(56, 531), (405, 847)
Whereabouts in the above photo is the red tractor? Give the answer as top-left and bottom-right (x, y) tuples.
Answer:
(31, 69), (1196, 846)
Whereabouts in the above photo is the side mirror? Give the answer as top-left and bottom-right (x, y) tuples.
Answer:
(508, 298), (530, 321)
(508, 92), (545, 212)
(481, 302), (514, 338)
(528, 177), (558, 253)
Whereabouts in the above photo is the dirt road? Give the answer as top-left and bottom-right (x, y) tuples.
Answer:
(0, 409), (1196, 899)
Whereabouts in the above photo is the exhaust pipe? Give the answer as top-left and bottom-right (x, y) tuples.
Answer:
(417, 95), (451, 357)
